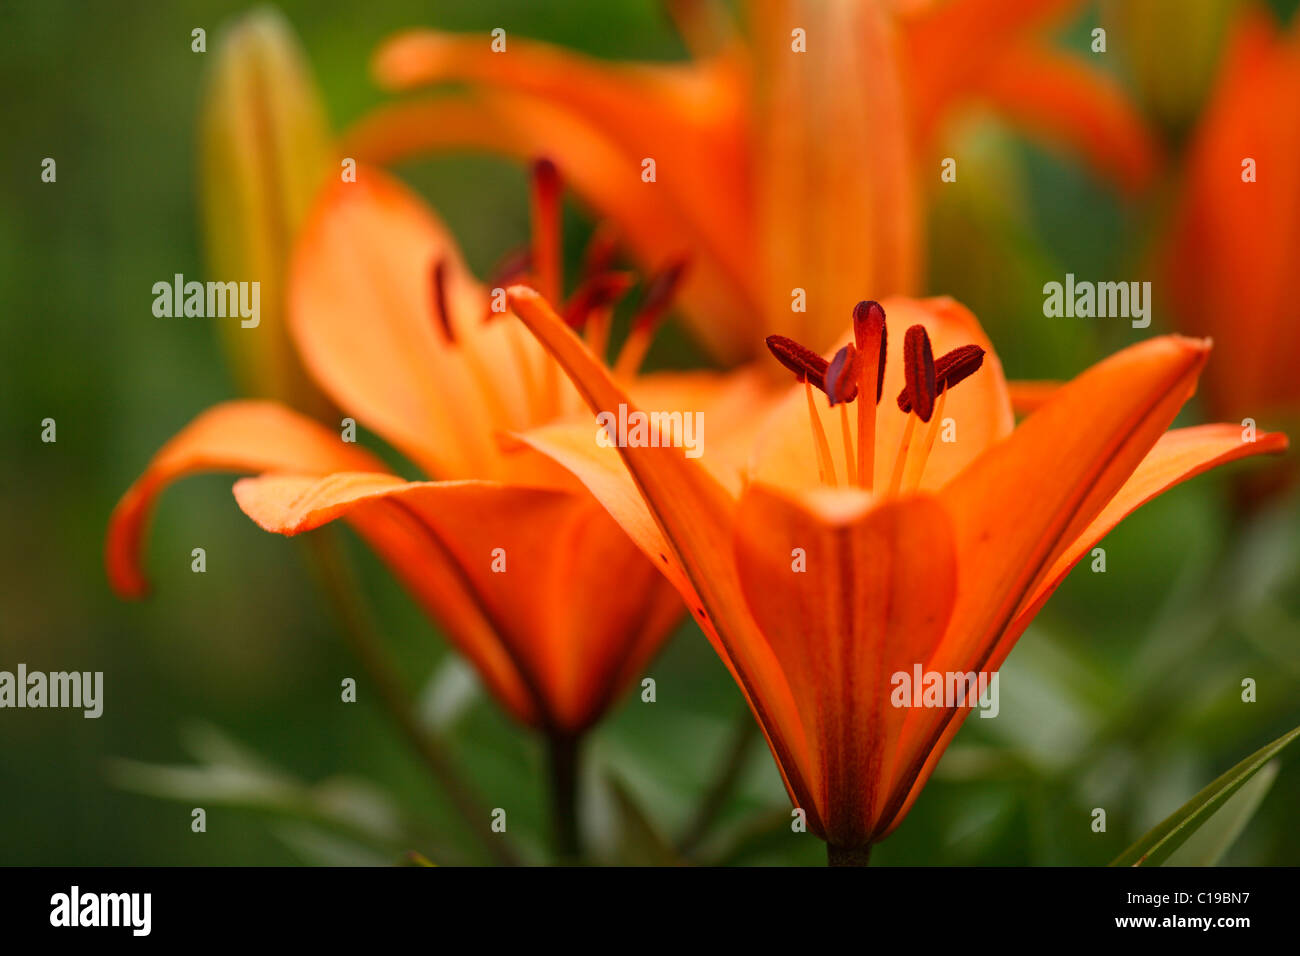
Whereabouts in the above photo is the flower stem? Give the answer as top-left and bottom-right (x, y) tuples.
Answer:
(547, 731), (583, 862)
(827, 843), (873, 867)
(303, 531), (521, 866)
(677, 708), (761, 855)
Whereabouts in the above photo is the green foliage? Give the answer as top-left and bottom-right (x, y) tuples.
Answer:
(1, 0), (1297, 865)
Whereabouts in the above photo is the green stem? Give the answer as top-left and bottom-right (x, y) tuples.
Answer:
(677, 708), (761, 855)
(303, 531), (521, 866)
(827, 843), (872, 867)
(547, 731), (583, 862)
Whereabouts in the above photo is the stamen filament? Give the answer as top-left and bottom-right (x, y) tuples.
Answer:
(805, 380), (837, 486)
(613, 324), (652, 379)
(887, 414), (917, 498)
(839, 402), (857, 486)
(904, 387), (947, 492)
(584, 306), (613, 363)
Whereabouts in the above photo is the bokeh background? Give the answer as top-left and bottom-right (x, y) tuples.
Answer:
(2, 0), (1298, 865)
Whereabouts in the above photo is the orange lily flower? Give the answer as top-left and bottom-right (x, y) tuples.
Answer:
(505, 287), (1285, 862)
(1161, 3), (1300, 501)
(106, 165), (760, 819)
(347, 0), (1158, 363)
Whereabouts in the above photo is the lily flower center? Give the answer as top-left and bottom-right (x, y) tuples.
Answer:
(428, 158), (689, 424)
(765, 300), (986, 496)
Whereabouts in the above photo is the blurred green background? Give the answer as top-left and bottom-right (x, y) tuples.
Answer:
(2, 0), (1297, 865)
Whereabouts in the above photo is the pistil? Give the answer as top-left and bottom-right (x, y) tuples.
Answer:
(852, 301), (887, 491)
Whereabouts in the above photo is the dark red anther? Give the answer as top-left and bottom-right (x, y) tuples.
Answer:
(934, 344), (985, 389)
(826, 344), (864, 406)
(430, 258), (455, 343)
(486, 246), (533, 290)
(633, 258), (689, 332)
(562, 271), (634, 329)
(901, 324), (937, 422)
(580, 223), (622, 280)
(530, 157), (562, 207)
(766, 334), (829, 392)
(897, 343), (986, 413)
(852, 300), (888, 403)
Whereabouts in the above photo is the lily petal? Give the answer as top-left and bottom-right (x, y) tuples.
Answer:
(508, 285), (818, 816)
(344, 92), (759, 364)
(882, 422), (1288, 836)
(234, 471), (680, 733)
(879, 336), (1211, 829)
(105, 400), (385, 599)
(290, 168), (503, 478)
(904, 0), (1158, 190)
(960, 45), (1161, 192)
(373, 30), (742, 162)
(748, 0), (921, 349)
(733, 483), (957, 844)
(1007, 379), (1061, 416)
(938, 335), (1210, 674)
(1013, 424), (1290, 632)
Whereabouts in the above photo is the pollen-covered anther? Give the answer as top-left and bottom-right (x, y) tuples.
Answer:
(901, 325), (937, 422)
(826, 343), (864, 406)
(766, 334), (829, 392)
(897, 343), (986, 413)
(430, 257), (455, 343)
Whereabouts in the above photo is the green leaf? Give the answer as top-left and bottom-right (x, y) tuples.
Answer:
(607, 775), (682, 867)
(1111, 723), (1300, 866)
(1163, 763), (1278, 866)
(398, 850), (437, 867)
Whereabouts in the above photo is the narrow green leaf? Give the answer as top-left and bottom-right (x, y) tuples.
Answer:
(1111, 723), (1300, 866)
(1163, 763), (1278, 866)
(607, 775), (682, 867)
